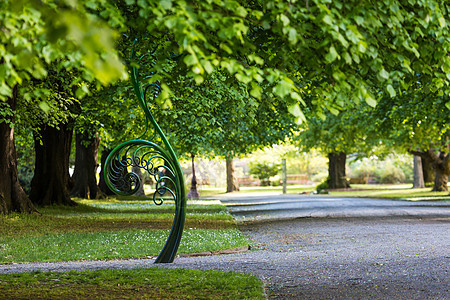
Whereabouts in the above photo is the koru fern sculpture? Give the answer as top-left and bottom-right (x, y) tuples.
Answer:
(104, 40), (186, 263)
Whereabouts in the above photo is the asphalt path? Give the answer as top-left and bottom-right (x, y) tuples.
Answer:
(1, 192), (449, 299)
(216, 192), (450, 222)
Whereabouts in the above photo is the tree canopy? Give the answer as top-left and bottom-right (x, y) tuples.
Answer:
(2, 0), (450, 212)
(4, 0), (450, 117)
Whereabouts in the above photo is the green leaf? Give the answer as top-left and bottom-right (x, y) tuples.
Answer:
(280, 14), (290, 26)
(202, 60), (214, 74)
(329, 107), (339, 115)
(235, 73), (252, 84)
(194, 74), (204, 84)
(273, 80), (292, 98)
(386, 84), (396, 98)
(0, 83), (12, 97)
(291, 92), (305, 106)
(39, 101), (50, 113)
(235, 6), (247, 18)
(184, 55), (197, 66)
(365, 94), (377, 107)
(288, 28), (298, 45)
(325, 45), (339, 63)
(160, 0), (172, 10)
(378, 68), (389, 81)
(288, 103), (302, 117)
(438, 16), (446, 28)
(250, 84), (261, 98)
(323, 14), (333, 25)
(337, 33), (349, 48)
(358, 41), (367, 53)
(354, 16), (364, 25)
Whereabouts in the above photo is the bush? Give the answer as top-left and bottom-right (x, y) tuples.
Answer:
(347, 157), (377, 184)
(348, 154), (413, 184)
(315, 178), (329, 194)
(249, 162), (280, 186)
(378, 165), (406, 184)
(311, 171), (328, 183)
(18, 166), (33, 195)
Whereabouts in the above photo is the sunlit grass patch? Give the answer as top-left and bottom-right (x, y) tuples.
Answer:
(43, 200), (228, 214)
(0, 229), (248, 263)
(0, 198), (236, 237)
(0, 268), (265, 299)
(0, 198), (249, 263)
(330, 186), (450, 200)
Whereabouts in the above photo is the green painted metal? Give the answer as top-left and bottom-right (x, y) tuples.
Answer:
(104, 40), (186, 263)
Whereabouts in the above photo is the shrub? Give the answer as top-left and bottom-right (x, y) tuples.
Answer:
(249, 162), (280, 186)
(18, 166), (33, 195)
(315, 178), (329, 194)
(378, 165), (406, 184)
(311, 171), (328, 183)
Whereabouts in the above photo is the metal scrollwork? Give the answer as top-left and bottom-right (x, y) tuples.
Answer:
(104, 39), (186, 263)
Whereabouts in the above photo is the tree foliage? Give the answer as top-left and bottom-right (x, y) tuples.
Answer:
(117, 0), (450, 116)
(3, 0), (450, 211)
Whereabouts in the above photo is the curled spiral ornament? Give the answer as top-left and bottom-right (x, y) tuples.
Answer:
(104, 39), (186, 263)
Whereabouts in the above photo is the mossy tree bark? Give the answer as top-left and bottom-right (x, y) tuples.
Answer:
(328, 152), (350, 189)
(431, 152), (450, 192)
(30, 123), (77, 206)
(421, 155), (435, 186)
(70, 132), (100, 199)
(0, 85), (37, 214)
(411, 149), (449, 192)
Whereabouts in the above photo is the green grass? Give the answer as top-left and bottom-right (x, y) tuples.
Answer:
(0, 268), (265, 299)
(329, 185), (450, 201)
(0, 228), (248, 263)
(0, 199), (249, 263)
(199, 185), (314, 196)
(0, 199), (262, 299)
(200, 183), (450, 201)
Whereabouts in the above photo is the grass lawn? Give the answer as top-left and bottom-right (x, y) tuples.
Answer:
(198, 185), (315, 197)
(0, 268), (265, 299)
(328, 184), (450, 201)
(199, 184), (450, 201)
(0, 198), (249, 263)
(0, 198), (265, 299)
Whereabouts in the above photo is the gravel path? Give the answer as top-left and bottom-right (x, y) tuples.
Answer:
(1, 215), (449, 299)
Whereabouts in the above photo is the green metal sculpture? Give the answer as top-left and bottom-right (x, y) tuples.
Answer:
(104, 40), (186, 263)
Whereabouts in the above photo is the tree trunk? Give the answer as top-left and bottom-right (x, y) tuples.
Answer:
(98, 148), (115, 195)
(411, 149), (450, 192)
(30, 123), (76, 206)
(328, 152), (350, 189)
(431, 151), (450, 192)
(421, 155), (435, 185)
(132, 164), (146, 196)
(226, 156), (240, 193)
(0, 85), (37, 214)
(187, 154), (200, 199)
(70, 132), (100, 199)
(433, 169), (448, 192)
(412, 155), (425, 188)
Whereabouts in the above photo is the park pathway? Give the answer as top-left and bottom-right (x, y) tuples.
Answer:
(1, 193), (449, 299)
(215, 192), (450, 221)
